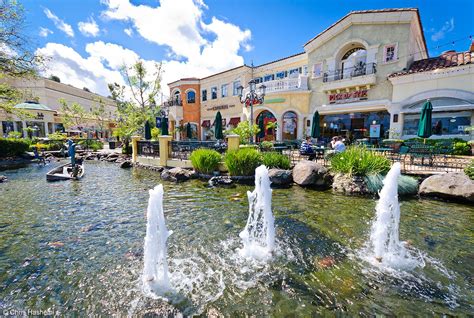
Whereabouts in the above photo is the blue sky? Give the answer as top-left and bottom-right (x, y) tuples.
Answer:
(21, 0), (474, 96)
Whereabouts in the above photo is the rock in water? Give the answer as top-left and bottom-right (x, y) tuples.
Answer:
(0, 175), (7, 183)
(332, 173), (370, 195)
(292, 161), (331, 187)
(161, 167), (192, 182)
(268, 169), (293, 186)
(209, 176), (233, 187)
(120, 160), (133, 168)
(419, 172), (474, 203)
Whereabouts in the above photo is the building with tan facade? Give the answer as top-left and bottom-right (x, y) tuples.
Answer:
(166, 8), (473, 142)
(0, 77), (117, 138)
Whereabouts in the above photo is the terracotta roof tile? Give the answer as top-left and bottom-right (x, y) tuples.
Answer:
(389, 50), (473, 77)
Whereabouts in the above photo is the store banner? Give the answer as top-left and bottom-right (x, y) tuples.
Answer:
(370, 124), (380, 138)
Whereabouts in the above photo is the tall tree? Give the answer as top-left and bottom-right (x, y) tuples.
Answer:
(0, 0), (43, 114)
(91, 97), (108, 135)
(59, 99), (86, 129)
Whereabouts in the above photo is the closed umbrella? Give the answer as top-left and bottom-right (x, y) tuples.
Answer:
(214, 111), (224, 140)
(417, 100), (433, 142)
(257, 115), (265, 140)
(144, 120), (152, 140)
(186, 122), (192, 139)
(311, 111), (320, 138)
(160, 117), (169, 135)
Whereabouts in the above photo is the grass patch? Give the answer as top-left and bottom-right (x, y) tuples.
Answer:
(224, 148), (262, 176)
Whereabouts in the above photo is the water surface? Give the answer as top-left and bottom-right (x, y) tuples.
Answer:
(0, 161), (472, 316)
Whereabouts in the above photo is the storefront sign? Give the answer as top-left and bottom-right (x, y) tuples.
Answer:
(35, 112), (44, 120)
(369, 124), (380, 138)
(328, 89), (368, 104)
(264, 98), (285, 104)
(206, 104), (235, 111)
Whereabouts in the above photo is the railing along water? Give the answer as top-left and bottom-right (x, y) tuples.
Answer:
(137, 141), (160, 158)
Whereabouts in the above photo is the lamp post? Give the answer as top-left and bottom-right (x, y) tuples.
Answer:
(237, 79), (266, 143)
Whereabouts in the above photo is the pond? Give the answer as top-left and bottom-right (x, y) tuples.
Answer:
(0, 161), (472, 316)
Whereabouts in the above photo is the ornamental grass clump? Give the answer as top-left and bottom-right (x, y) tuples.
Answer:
(224, 148), (262, 176)
(330, 146), (391, 176)
(464, 159), (474, 180)
(261, 152), (291, 169)
(189, 148), (222, 174)
(365, 173), (419, 196)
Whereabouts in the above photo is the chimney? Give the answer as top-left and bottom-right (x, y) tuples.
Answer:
(470, 41), (474, 53)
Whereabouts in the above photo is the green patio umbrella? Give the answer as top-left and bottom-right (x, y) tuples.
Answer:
(186, 122), (192, 139)
(160, 117), (169, 135)
(144, 120), (152, 140)
(311, 111), (320, 138)
(257, 115), (265, 139)
(214, 111), (224, 140)
(417, 100), (433, 142)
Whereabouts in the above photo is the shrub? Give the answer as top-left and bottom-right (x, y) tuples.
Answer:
(189, 148), (222, 174)
(465, 160), (474, 180)
(30, 143), (50, 151)
(7, 131), (22, 139)
(261, 152), (290, 169)
(330, 146), (391, 176)
(78, 140), (103, 151)
(260, 141), (273, 150)
(225, 148), (262, 176)
(151, 127), (161, 140)
(365, 173), (419, 196)
(48, 132), (67, 141)
(0, 138), (30, 157)
(229, 121), (260, 144)
(405, 138), (471, 155)
(452, 141), (471, 155)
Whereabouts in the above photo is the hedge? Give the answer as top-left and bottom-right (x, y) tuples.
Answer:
(0, 138), (30, 157)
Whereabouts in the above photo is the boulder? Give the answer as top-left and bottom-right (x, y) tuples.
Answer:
(332, 173), (370, 195)
(209, 176), (234, 187)
(0, 175), (7, 183)
(292, 161), (331, 187)
(120, 160), (133, 169)
(268, 169), (293, 186)
(419, 172), (474, 203)
(161, 167), (192, 182)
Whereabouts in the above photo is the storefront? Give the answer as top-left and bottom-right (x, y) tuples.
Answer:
(320, 111), (390, 143)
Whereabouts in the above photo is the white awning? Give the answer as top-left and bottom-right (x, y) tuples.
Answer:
(400, 104), (474, 114)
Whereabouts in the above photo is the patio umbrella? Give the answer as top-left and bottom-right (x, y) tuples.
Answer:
(417, 100), (433, 142)
(311, 111), (320, 138)
(214, 111), (224, 140)
(144, 120), (152, 140)
(258, 115), (265, 139)
(160, 117), (169, 135)
(186, 122), (192, 139)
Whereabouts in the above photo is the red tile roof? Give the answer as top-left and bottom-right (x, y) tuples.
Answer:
(389, 50), (473, 78)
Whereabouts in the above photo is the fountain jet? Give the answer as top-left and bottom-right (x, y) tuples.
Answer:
(368, 162), (422, 269)
(143, 184), (173, 293)
(239, 165), (275, 260)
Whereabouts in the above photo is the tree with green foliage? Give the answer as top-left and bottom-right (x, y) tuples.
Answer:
(91, 98), (108, 135)
(230, 121), (260, 144)
(0, 0), (43, 114)
(59, 99), (86, 129)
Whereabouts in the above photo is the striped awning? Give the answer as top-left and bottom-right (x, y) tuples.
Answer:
(201, 120), (211, 128)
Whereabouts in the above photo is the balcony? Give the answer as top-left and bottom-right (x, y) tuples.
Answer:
(322, 63), (376, 91)
(164, 99), (183, 107)
(257, 75), (309, 94)
(164, 99), (183, 120)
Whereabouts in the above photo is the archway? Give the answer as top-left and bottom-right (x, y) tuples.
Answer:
(255, 110), (276, 142)
(282, 111), (298, 140)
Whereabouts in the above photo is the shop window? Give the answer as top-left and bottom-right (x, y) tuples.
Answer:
(383, 43), (398, 63)
(202, 89), (207, 101)
(186, 90), (196, 103)
(211, 87), (217, 99)
(393, 114), (399, 123)
(312, 62), (322, 78)
(403, 113), (471, 136)
(2, 121), (14, 136)
(232, 80), (240, 96)
(221, 84), (228, 98)
(282, 111), (298, 140)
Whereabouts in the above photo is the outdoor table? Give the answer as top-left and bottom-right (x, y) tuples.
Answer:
(272, 146), (288, 153)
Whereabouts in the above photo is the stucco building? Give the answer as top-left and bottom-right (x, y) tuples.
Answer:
(166, 8), (473, 142)
(1, 77), (117, 138)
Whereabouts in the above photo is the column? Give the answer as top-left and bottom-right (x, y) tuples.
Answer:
(22, 120), (27, 138)
(44, 122), (49, 136)
(297, 114), (305, 139)
(131, 135), (141, 163)
(226, 134), (240, 151)
(158, 135), (172, 167)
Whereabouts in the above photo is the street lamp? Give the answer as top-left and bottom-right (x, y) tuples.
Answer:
(237, 79), (266, 143)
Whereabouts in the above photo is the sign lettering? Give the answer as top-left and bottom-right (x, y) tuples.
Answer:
(328, 89), (368, 104)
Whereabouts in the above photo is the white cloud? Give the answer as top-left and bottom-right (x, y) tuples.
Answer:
(101, 0), (251, 82)
(124, 28), (133, 37)
(78, 17), (100, 37)
(44, 8), (74, 37)
(431, 18), (455, 42)
(39, 27), (53, 38)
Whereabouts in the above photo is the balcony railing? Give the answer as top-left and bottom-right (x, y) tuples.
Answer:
(137, 140), (160, 157)
(256, 75), (308, 94)
(323, 63), (376, 83)
(163, 99), (183, 107)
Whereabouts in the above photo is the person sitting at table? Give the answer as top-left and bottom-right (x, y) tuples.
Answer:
(300, 136), (316, 160)
(333, 136), (346, 153)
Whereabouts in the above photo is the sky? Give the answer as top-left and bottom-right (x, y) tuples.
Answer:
(19, 0), (474, 98)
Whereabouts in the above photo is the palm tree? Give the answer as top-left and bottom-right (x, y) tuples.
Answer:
(266, 121), (278, 141)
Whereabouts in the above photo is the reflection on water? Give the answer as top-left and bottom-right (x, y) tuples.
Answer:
(0, 161), (472, 316)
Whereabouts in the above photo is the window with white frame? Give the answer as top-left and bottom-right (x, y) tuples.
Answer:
(221, 84), (228, 97)
(312, 62), (322, 78)
(383, 43), (398, 63)
(232, 80), (240, 96)
(211, 86), (217, 99)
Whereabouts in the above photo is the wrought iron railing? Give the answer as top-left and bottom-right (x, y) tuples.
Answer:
(323, 62), (376, 83)
(137, 141), (160, 158)
(170, 141), (227, 160)
(163, 99), (183, 107)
